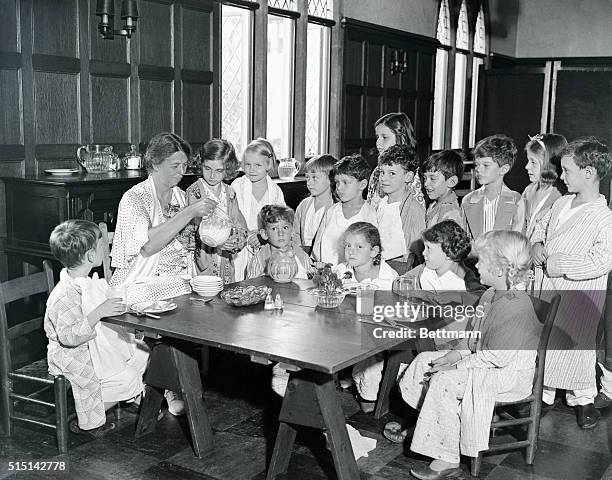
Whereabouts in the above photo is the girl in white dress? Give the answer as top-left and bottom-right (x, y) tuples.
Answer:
(231, 138), (286, 280)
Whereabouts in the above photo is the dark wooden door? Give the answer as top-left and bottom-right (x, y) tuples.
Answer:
(341, 19), (437, 167)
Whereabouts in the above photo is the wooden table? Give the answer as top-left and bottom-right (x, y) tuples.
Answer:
(104, 278), (440, 479)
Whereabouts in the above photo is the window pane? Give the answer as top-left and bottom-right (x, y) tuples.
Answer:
(267, 15), (295, 158)
(305, 23), (330, 156)
(307, 0), (333, 18)
(268, 0), (297, 11)
(450, 52), (467, 149)
(456, 1), (469, 50)
(474, 6), (486, 54)
(469, 57), (484, 148)
(436, 0), (451, 46)
(432, 48), (448, 150)
(221, 5), (253, 155)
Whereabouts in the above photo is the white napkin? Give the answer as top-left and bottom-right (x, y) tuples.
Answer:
(324, 424), (377, 460)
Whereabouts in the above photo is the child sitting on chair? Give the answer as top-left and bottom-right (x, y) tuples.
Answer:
(45, 220), (147, 436)
(423, 150), (465, 229)
(246, 205), (310, 280)
(391, 230), (541, 479)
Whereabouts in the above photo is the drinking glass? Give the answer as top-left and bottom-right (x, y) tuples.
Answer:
(356, 284), (376, 315)
(398, 275), (419, 302)
(106, 285), (127, 313)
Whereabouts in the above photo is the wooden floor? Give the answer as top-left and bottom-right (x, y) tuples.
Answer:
(2, 350), (612, 480)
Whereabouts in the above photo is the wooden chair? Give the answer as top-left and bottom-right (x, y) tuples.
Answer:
(98, 222), (113, 281)
(0, 260), (73, 453)
(471, 294), (561, 476)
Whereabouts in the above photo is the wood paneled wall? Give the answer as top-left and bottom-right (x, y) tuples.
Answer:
(0, 0), (219, 279)
(340, 18), (438, 166)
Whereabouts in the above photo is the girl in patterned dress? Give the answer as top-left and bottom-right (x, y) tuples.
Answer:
(186, 139), (248, 284)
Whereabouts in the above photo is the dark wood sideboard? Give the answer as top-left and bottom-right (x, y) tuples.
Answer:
(1, 171), (309, 279)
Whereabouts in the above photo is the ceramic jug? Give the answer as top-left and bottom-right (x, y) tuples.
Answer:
(277, 158), (301, 181)
(76, 144), (118, 173)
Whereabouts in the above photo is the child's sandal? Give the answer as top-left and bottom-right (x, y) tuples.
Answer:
(383, 421), (409, 443)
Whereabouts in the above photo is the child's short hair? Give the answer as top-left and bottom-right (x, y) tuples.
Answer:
(344, 222), (382, 266)
(378, 144), (420, 173)
(305, 154), (337, 175)
(473, 134), (517, 169)
(375, 112), (417, 150)
(423, 150), (465, 183)
(335, 154), (371, 182)
(243, 137), (276, 168)
(258, 205), (295, 231)
(473, 230), (533, 289)
(196, 138), (240, 180)
(49, 219), (101, 269)
(560, 136), (612, 180)
(525, 133), (567, 187)
(422, 220), (471, 262)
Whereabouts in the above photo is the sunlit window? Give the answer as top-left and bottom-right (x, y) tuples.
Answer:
(221, 5), (253, 155)
(266, 14), (295, 158)
(450, 1), (469, 149)
(432, 0), (450, 150)
(305, 22), (331, 156)
(469, 5), (486, 147)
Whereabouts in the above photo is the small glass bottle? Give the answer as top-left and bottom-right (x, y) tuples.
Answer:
(274, 293), (283, 310)
(264, 293), (275, 310)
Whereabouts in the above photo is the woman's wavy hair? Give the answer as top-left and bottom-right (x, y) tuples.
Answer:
(525, 133), (567, 187)
(422, 220), (471, 262)
(343, 222), (382, 266)
(473, 230), (533, 289)
(143, 132), (191, 173)
(375, 112), (417, 151)
(195, 138), (240, 180)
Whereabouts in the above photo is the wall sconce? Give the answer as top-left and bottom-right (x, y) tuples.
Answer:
(96, 0), (139, 40)
(390, 49), (408, 76)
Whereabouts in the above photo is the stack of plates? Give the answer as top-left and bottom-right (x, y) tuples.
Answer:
(190, 275), (223, 298)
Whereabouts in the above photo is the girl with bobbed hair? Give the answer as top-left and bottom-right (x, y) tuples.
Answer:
(186, 139), (248, 283)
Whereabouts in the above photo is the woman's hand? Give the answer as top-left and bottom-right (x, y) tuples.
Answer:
(247, 231), (262, 250)
(221, 230), (247, 253)
(190, 198), (217, 219)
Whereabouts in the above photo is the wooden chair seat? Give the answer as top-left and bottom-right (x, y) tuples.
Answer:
(11, 358), (56, 384)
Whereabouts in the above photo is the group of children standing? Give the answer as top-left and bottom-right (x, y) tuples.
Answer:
(42, 109), (612, 476)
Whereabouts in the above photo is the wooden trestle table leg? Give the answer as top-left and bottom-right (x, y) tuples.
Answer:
(267, 370), (360, 480)
(135, 341), (214, 457)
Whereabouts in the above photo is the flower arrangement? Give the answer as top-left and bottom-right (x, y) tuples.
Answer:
(309, 263), (352, 308)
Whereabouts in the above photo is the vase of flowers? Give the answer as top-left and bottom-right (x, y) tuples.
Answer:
(309, 263), (350, 308)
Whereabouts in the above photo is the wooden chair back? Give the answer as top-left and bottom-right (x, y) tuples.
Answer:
(530, 294), (561, 394)
(0, 260), (55, 372)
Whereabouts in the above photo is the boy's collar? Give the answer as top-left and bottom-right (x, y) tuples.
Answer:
(433, 190), (458, 205)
